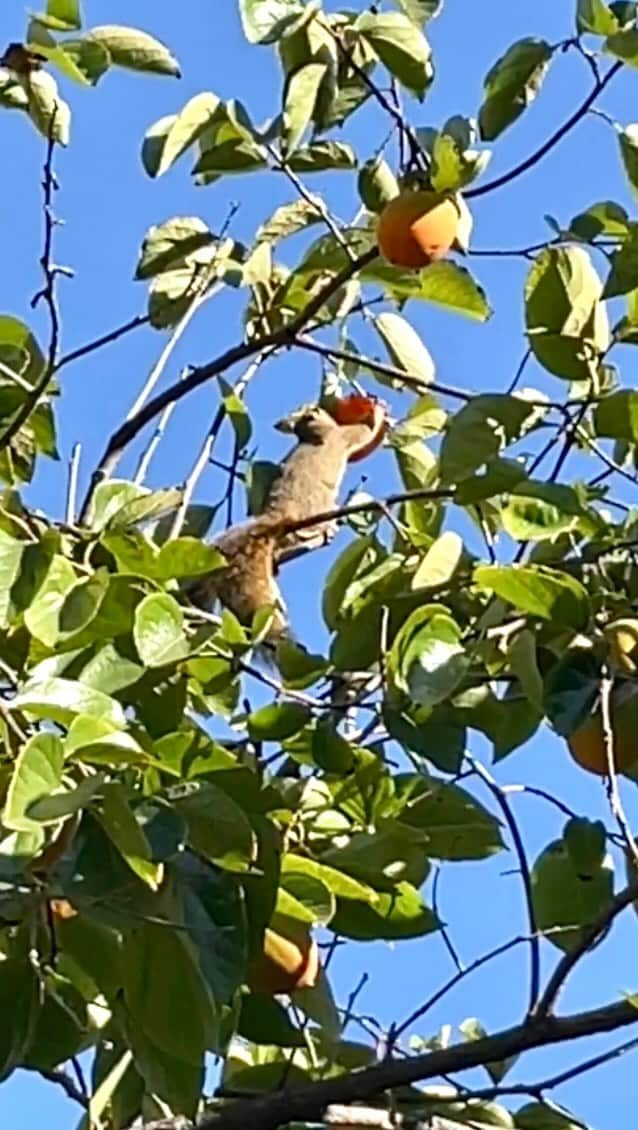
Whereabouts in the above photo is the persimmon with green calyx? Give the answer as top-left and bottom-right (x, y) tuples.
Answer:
(330, 394), (388, 463)
(377, 190), (461, 269)
(246, 921), (319, 996)
(567, 680), (638, 777)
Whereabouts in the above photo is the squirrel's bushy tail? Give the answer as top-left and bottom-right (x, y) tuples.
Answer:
(186, 514), (289, 641)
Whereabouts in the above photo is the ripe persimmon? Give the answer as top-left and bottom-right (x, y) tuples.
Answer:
(330, 395), (387, 463)
(377, 190), (460, 269)
(246, 925), (319, 995)
(567, 682), (638, 776)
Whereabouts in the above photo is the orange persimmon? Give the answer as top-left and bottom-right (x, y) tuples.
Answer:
(330, 395), (387, 463)
(377, 190), (459, 269)
(246, 926), (319, 995)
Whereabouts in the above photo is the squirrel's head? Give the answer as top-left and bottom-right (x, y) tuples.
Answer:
(274, 404), (337, 444)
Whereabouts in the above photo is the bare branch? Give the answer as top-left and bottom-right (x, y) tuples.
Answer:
(469, 759), (540, 1014)
(195, 997), (638, 1130)
(466, 61), (622, 198)
(80, 247), (379, 519)
(54, 314), (149, 373)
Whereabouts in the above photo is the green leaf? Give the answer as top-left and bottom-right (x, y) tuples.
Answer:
(239, 994), (304, 1046)
(239, 0), (308, 45)
(397, 775), (505, 859)
(508, 629), (544, 710)
(516, 1100), (589, 1130)
(412, 531), (463, 590)
(12, 677), (126, 728)
(3, 734), (64, 832)
(355, 11), (433, 97)
(577, 0), (620, 34)
(605, 25), (638, 65)
(247, 702), (311, 741)
(287, 140), (356, 172)
(22, 971), (87, 1071)
(390, 607), (469, 707)
(0, 957), (41, 1080)
(332, 880), (439, 940)
(373, 312), (435, 385)
(59, 573), (109, 637)
(367, 260), (491, 320)
(602, 227), (638, 296)
(322, 537), (377, 630)
(428, 128), (491, 193)
(86, 25), (181, 77)
(219, 378), (252, 449)
(0, 530), (24, 628)
(569, 200), (630, 241)
(40, 0), (83, 30)
(28, 773), (105, 823)
(594, 389), (638, 439)
(282, 61), (327, 155)
(358, 157), (399, 213)
(393, 0), (442, 25)
(152, 93), (221, 177)
(475, 565), (591, 629)
(281, 854), (378, 904)
(479, 38), (553, 141)
(0, 316), (45, 386)
(123, 922), (213, 1073)
(257, 199), (322, 244)
(156, 538), (225, 580)
(98, 783), (162, 888)
(525, 246), (609, 379)
(27, 20), (90, 84)
(59, 37), (110, 84)
(501, 482), (584, 541)
(23, 554), (77, 646)
(531, 833), (614, 951)
(134, 593), (189, 668)
(25, 70), (71, 145)
(175, 782), (255, 871)
(135, 217), (215, 280)
(440, 394), (535, 483)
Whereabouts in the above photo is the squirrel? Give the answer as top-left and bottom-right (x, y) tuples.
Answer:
(187, 399), (386, 640)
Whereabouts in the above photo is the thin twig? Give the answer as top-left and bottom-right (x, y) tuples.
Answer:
(134, 368), (189, 485)
(40, 1067), (89, 1109)
(169, 353), (268, 540)
(65, 442), (81, 525)
(390, 935), (528, 1043)
(267, 143), (354, 256)
(466, 61), (622, 198)
(432, 866), (463, 974)
(79, 247), (379, 521)
(54, 314), (149, 373)
(601, 673), (638, 868)
(0, 123), (62, 453)
(535, 875), (638, 1018)
(469, 758), (540, 1014)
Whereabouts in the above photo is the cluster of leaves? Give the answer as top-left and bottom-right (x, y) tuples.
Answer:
(4, 1), (638, 1129)
(0, 0), (180, 146)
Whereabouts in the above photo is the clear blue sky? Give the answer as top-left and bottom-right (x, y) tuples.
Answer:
(2, 1), (638, 1127)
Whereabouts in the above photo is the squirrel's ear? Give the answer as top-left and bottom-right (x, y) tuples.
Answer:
(274, 403), (316, 433)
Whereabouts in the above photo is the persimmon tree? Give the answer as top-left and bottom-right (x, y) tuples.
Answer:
(2, 2), (638, 1129)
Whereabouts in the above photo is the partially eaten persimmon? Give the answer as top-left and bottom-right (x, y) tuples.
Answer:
(330, 394), (387, 462)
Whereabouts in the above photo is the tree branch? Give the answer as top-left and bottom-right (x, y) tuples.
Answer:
(192, 998), (638, 1130)
(534, 876), (638, 1018)
(54, 314), (149, 372)
(466, 61), (622, 199)
(80, 247), (379, 519)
